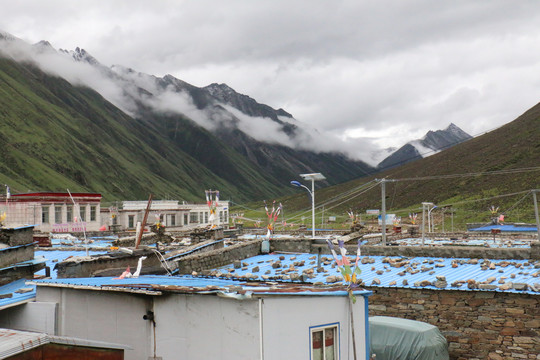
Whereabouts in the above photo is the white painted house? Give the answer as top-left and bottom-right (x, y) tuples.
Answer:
(25, 276), (371, 360)
(0, 192), (102, 233)
(101, 200), (230, 231)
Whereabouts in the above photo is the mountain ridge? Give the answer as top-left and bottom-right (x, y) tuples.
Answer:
(377, 123), (472, 170)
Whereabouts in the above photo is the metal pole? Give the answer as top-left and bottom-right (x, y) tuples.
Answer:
(533, 190), (540, 242)
(381, 179), (386, 246)
(451, 209), (454, 233)
(321, 205), (324, 230)
(311, 179), (315, 238)
(422, 203), (426, 245)
(442, 208), (445, 233)
(428, 207), (431, 234)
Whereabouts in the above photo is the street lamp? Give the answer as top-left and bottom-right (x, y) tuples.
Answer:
(428, 205), (438, 232)
(291, 173), (326, 238)
(421, 202), (435, 245)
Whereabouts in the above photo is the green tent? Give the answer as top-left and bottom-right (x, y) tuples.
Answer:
(369, 316), (449, 360)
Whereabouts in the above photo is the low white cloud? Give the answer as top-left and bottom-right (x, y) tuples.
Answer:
(4, 1), (540, 164)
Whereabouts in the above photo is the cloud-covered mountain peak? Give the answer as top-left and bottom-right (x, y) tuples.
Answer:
(59, 47), (100, 66)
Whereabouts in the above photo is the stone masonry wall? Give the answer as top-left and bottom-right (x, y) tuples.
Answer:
(174, 240), (261, 274)
(367, 287), (540, 360)
(0, 244), (34, 268)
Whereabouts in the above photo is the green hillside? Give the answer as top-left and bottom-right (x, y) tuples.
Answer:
(0, 56), (279, 202)
(279, 104), (540, 228)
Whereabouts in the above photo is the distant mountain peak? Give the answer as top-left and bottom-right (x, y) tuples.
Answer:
(378, 123), (472, 170)
(0, 30), (17, 41)
(59, 47), (100, 66)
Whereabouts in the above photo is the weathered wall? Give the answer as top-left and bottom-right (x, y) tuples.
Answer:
(173, 240), (261, 274)
(0, 227), (35, 247)
(367, 287), (540, 360)
(55, 249), (160, 278)
(0, 244), (34, 268)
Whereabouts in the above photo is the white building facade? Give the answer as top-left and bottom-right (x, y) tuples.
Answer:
(0, 192), (102, 233)
(101, 200), (230, 231)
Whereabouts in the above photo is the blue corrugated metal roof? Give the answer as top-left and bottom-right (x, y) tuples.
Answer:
(213, 253), (540, 295)
(470, 224), (538, 232)
(0, 279), (36, 310)
(385, 237), (532, 248)
(32, 275), (370, 297)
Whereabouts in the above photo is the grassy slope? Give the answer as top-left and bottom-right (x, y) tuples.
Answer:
(278, 103), (540, 227)
(0, 56), (265, 202)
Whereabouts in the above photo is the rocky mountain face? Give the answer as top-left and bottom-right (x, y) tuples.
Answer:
(0, 32), (375, 201)
(377, 123), (472, 170)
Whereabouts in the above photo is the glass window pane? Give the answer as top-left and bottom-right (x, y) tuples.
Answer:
(312, 330), (323, 360)
(325, 328), (336, 360)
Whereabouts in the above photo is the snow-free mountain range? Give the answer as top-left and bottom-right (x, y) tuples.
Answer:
(0, 31), (471, 201)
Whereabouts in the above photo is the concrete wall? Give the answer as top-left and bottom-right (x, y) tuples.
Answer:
(155, 294), (260, 359)
(0, 302), (57, 334)
(36, 287), (152, 360)
(367, 287), (540, 360)
(262, 295), (369, 360)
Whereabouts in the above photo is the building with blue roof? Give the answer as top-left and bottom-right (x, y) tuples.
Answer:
(14, 275), (372, 360)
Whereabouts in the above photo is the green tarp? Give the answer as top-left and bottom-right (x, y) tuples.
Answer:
(369, 316), (449, 360)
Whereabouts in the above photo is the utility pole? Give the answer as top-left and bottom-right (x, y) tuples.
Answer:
(377, 178), (396, 246)
(381, 179), (386, 246)
(533, 190), (540, 242)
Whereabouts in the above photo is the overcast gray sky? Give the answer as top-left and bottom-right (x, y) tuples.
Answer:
(3, 0), (540, 152)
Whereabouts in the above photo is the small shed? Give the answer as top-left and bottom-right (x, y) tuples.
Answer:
(29, 275), (372, 360)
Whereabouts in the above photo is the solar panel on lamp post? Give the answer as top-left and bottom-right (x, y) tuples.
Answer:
(291, 173), (325, 238)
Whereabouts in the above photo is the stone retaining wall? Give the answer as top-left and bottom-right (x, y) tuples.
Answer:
(367, 287), (540, 360)
(173, 240), (261, 274)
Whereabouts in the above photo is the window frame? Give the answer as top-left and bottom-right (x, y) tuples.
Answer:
(309, 322), (340, 360)
(54, 205), (63, 224)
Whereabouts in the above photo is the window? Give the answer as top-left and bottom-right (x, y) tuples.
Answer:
(310, 324), (338, 360)
(42, 206), (50, 224)
(204, 212), (208, 223)
(67, 205), (73, 222)
(190, 212), (198, 223)
(55, 205), (62, 224)
(219, 211), (224, 223)
(128, 215), (135, 228)
(184, 213), (189, 226)
(166, 214), (176, 226)
(90, 205), (97, 221)
(79, 205), (86, 221)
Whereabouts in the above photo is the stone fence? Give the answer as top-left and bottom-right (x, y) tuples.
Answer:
(367, 287), (539, 360)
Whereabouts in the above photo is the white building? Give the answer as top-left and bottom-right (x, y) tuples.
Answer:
(0, 192), (102, 233)
(101, 200), (230, 231)
(21, 275), (371, 360)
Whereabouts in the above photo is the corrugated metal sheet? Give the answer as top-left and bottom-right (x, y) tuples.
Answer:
(31, 275), (370, 297)
(0, 328), (48, 359)
(0, 328), (130, 359)
(213, 253), (540, 295)
(470, 224), (538, 232)
(0, 279), (36, 310)
(386, 237), (532, 248)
